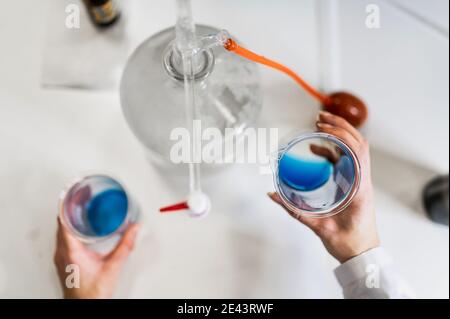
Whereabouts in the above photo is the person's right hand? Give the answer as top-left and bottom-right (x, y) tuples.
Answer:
(269, 111), (380, 263)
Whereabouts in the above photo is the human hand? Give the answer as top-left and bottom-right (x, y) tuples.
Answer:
(269, 111), (380, 263)
(54, 218), (140, 299)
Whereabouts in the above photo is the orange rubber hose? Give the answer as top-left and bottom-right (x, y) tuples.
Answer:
(224, 39), (332, 106)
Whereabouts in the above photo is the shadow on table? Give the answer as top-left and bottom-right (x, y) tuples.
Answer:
(371, 146), (439, 218)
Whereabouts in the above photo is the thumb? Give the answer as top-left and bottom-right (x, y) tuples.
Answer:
(267, 192), (321, 232)
(105, 224), (140, 266)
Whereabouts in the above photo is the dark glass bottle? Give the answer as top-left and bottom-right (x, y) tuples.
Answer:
(83, 0), (120, 28)
(423, 175), (449, 226)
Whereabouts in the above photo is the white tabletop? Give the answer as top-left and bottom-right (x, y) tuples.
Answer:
(0, 0), (448, 298)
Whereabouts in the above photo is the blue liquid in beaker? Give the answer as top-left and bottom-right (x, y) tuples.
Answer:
(279, 154), (333, 192)
(86, 189), (128, 237)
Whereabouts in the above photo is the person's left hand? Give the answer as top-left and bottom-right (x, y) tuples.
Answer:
(54, 218), (140, 299)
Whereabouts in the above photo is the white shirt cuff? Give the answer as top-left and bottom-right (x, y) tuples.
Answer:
(334, 247), (393, 287)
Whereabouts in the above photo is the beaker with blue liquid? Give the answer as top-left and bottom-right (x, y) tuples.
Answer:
(59, 175), (140, 244)
(273, 133), (361, 218)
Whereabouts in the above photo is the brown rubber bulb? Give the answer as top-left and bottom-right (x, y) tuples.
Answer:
(323, 92), (368, 128)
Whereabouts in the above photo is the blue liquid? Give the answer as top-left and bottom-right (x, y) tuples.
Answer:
(279, 154), (333, 192)
(86, 189), (128, 236)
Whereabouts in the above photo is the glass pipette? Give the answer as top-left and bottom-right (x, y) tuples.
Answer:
(159, 0), (211, 217)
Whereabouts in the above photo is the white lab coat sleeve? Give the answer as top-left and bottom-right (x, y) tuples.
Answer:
(334, 247), (415, 299)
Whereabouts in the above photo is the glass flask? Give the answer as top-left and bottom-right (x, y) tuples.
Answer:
(272, 133), (361, 218)
(120, 25), (262, 164)
(59, 174), (140, 244)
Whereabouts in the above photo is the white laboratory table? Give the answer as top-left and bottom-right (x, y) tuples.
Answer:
(0, 0), (448, 298)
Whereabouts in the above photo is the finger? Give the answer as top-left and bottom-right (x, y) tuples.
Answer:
(309, 144), (339, 164)
(105, 224), (140, 265)
(318, 111), (364, 143)
(57, 216), (84, 251)
(316, 122), (360, 151)
(267, 192), (321, 231)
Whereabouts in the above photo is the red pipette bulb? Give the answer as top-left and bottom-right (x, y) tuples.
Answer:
(323, 92), (368, 128)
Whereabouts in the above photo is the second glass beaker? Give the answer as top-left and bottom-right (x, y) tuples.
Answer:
(272, 133), (361, 218)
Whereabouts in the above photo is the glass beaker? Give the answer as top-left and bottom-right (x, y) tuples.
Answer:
(59, 174), (140, 244)
(272, 133), (361, 218)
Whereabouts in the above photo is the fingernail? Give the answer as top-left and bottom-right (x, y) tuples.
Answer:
(129, 226), (140, 250)
(319, 111), (332, 117)
(317, 122), (333, 129)
(129, 224), (140, 237)
(132, 224), (141, 234)
(267, 192), (275, 198)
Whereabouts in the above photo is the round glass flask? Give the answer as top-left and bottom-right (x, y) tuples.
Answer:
(120, 25), (263, 164)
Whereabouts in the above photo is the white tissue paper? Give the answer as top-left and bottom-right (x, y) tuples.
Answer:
(41, 0), (132, 90)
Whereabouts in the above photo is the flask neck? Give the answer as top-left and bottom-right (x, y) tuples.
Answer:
(163, 44), (215, 82)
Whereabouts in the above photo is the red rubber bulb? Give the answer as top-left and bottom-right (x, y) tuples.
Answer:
(323, 92), (368, 128)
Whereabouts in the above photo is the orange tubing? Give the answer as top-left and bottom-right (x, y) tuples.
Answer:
(224, 39), (332, 106)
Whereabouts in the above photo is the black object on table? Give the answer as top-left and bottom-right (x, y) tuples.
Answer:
(423, 175), (449, 226)
(83, 0), (121, 28)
